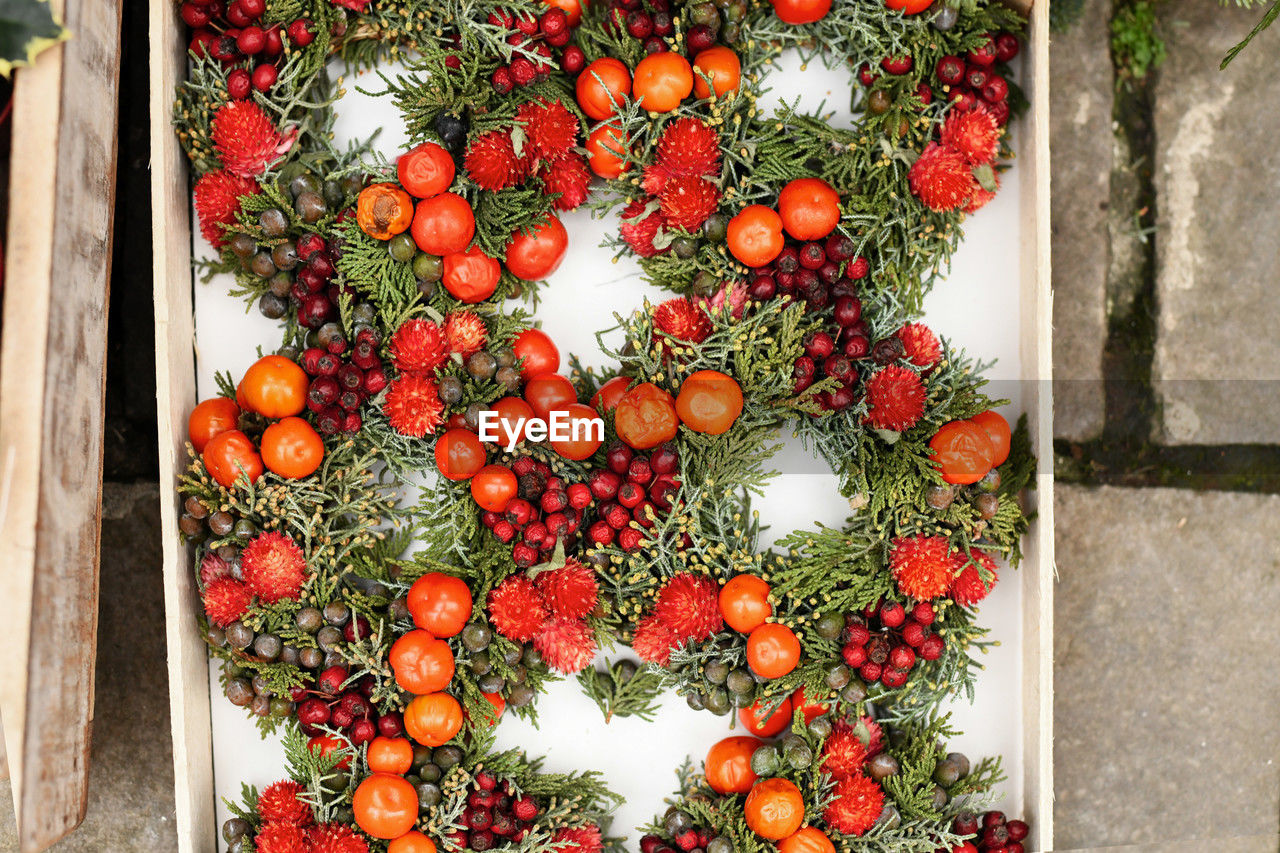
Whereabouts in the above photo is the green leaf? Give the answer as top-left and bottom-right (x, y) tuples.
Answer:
(0, 0), (68, 78)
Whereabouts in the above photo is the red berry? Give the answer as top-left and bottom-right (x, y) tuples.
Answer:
(858, 661), (882, 682)
(618, 527), (644, 552)
(995, 32), (1020, 63)
(510, 57), (536, 86)
(512, 542), (540, 567)
(901, 621), (926, 647)
(492, 66), (515, 94)
(318, 665), (348, 695)
(966, 67), (989, 91)
(799, 242), (826, 270)
(936, 55), (964, 86)
(880, 55), (912, 75)
(650, 444), (678, 475)
(606, 442), (633, 474)
(540, 7), (569, 36)
(567, 483), (593, 509)
(845, 621), (870, 645)
(804, 331), (835, 360)
(377, 712), (403, 737)
(919, 634), (945, 661)
(879, 601), (906, 628)
(589, 520), (615, 547)
(251, 63), (277, 91)
(515, 11), (539, 34)
(627, 457), (653, 485)
(589, 469), (622, 501)
(858, 63), (879, 87)
(227, 1), (252, 27)
(982, 74), (1009, 103)
(263, 25), (283, 56)
(237, 25), (265, 54)
(968, 35), (997, 66)
(627, 10), (654, 38)
(675, 830), (699, 852)
(617, 482), (644, 509)
(181, 2), (212, 28)
(915, 83), (933, 106)
(512, 796), (538, 821)
(951, 88), (977, 112)
(879, 666), (907, 688)
(989, 99), (1011, 126)
(351, 717), (376, 746)
(602, 502), (631, 530)
(226, 68), (252, 99)
(297, 698), (330, 726)
(833, 295), (862, 327)
(823, 355), (855, 385)
(687, 24), (715, 54)
(287, 18), (316, 47)
(562, 45), (586, 74)
(652, 11), (673, 35)
(189, 29), (217, 58)
(239, 0), (265, 16)
(888, 645), (915, 670)
(363, 365), (387, 396)
(641, 836), (664, 853)
(910, 601), (935, 625)
(842, 644), (868, 667)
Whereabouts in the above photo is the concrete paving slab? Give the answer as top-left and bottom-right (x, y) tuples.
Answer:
(1054, 485), (1280, 850)
(1050, 0), (1113, 442)
(1153, 4), (1280, 444)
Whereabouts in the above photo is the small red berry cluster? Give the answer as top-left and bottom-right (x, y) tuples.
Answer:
(640, 825), (719, 853)
(933, 33), (1020, 126)
(486, 7), (587, 93)
(296, 663), (405, 748)
(949, 810), (1031, 853)
(604, 0), (676, 57)
(300, 322), (388, 438)
(450, 772), (542, 851)
(840, 600), (944, 689)
(585, 442), (681, 553)
(742, 232), (869, 412)
(482, 456), (593, 568)
(180, 0), (317, 97)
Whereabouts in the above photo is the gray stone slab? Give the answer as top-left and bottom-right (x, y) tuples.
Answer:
(1153, 4), (1280, 444)
(1054, 485), (1280, 850)
(0, 483), (176, 851)
(1050, 0), (1113, 442)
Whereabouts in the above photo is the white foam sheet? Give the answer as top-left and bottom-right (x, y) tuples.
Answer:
(196, 50), (1026, 842)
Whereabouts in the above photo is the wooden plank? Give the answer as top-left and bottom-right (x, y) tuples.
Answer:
(1018, 2), (1055, 850)
(0, 0), (123, 848)
(149, 0), (219, 849)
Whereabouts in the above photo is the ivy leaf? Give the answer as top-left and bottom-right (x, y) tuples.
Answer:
(0, 0), (68, 78)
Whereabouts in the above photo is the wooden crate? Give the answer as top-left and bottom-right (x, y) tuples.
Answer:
(151, 4), (1054, 850)
(0, 0), (123, 850)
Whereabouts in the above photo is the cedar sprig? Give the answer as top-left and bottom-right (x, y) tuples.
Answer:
(575, 658), (665, 723)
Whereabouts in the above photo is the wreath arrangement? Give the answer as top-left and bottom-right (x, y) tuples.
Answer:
(170, 0), (1038, 851)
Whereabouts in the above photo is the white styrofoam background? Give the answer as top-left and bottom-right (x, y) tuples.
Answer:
(196, 50), (1026, 843)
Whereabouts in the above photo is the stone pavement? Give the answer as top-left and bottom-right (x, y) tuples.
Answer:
(1152, 5), (1280, 445)
(1055, 486), (1280, 851)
